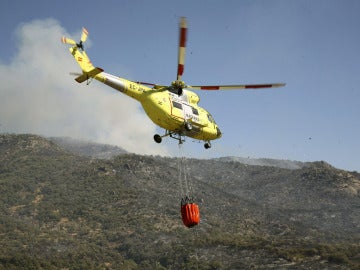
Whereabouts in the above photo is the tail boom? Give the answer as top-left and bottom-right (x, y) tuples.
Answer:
(62, 28), (151, 102)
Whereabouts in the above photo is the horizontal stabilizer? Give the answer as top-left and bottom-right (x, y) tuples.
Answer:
(75, 67), (104, 83)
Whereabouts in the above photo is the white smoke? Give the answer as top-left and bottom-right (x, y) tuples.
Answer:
(0, 19), (170, 156)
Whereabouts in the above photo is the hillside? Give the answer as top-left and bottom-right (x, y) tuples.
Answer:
(0, 134), (359, 269)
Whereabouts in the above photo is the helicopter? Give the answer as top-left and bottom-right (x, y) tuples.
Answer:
(61, 17), (285, 149)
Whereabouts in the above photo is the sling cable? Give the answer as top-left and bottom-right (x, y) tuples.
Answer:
(178, 141), (200, 228)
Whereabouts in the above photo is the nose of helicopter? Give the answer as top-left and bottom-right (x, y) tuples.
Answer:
(216, 127), (222, 138)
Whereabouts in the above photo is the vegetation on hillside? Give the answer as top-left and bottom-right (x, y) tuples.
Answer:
(0, 134), (359, 269)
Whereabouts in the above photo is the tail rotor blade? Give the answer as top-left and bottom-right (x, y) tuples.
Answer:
(61, 28), (88, 50)
(177, 17), (187, 81)
(81, 27), (88, 43)
(61, 36), (76, 45)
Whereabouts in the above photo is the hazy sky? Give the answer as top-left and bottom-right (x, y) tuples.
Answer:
(1, 0), (359, 171)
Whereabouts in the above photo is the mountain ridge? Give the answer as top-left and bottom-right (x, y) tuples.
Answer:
(49, 136), (127, 159)
(49, 135), (313, 170)
(213, 156), (306, 170)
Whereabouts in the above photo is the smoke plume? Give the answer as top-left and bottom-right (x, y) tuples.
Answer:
(0, 19), (169, 156)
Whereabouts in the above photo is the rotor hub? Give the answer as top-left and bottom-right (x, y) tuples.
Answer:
(171, 80), (186, 89)
(77, 41), (84, 50)
(171, 80), (186, 95)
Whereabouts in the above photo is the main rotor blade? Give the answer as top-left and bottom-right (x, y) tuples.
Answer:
(81, 27), (88, 43)
(188, 83), (286, 90)
(61, 36), (76, 45)
(177, 17), (187, 81)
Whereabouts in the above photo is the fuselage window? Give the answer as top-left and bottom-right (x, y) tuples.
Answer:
(172, 101), (183, 110)
(192, 107), (199, 115)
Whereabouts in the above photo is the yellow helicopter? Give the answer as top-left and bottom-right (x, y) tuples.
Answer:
(62, 18), (285, 149)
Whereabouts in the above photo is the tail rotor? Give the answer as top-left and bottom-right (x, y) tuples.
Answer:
(61, 27), (88, 50)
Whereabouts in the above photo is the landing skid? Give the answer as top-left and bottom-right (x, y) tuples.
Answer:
(154, 131), (211, 149)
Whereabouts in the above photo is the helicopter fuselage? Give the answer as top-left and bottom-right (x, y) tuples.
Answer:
(94, 71), (222, 142)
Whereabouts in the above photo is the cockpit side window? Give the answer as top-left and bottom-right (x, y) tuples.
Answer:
(207, 114), (214, 123)
(172, 101), (183, 110)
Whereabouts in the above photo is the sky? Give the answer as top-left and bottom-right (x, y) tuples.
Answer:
(1, 0), (359, 171)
